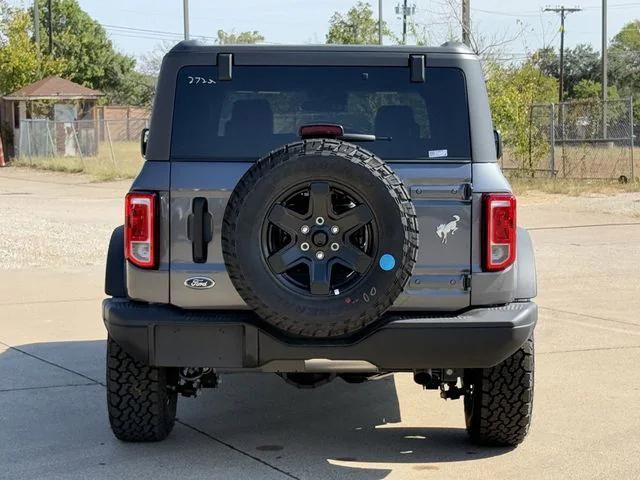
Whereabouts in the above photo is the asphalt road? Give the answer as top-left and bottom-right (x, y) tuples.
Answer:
(1, 168), (640, 480)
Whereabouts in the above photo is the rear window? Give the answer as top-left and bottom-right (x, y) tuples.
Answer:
(171, 65), (470, 161)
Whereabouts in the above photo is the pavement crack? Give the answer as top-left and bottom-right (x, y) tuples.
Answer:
(540, 306), (640, 329)
(539, 345), (640, 355)
(0, 298), (100, 307)
(0, 340), (104, 386)
(176, 421), (302, 480)
(0, 340), (298, 478)
(528, 222), (640, 231)
(0, 382), (99, 393)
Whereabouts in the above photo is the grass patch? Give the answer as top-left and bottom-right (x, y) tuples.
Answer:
(13, 141), (143, 181)
(509, 176), (640, 196)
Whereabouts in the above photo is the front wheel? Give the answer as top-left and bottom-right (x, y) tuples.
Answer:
(464, 335), (534, 446)
(106, 336), (178, 442)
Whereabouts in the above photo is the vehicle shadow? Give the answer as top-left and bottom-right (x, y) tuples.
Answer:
(0, 340), (511, 480)
(180, 369), (512, 479)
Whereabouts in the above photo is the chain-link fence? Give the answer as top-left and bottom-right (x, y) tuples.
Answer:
(16, 118), (149, 177)
(502, 97), (636, 181)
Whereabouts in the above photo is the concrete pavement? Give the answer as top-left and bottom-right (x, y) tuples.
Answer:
(1, 167), (639, 479)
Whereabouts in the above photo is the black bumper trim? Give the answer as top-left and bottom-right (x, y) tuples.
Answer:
(103, 299), (537, 370)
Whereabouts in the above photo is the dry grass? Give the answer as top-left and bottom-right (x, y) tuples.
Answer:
(502, 146), (639, 181)
(13, 142), (143, 181)
(509, 176), (640, 196)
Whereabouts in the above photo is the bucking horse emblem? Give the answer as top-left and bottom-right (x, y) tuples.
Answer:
(436, 215), (460, 245)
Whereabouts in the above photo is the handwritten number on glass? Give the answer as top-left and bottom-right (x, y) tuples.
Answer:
(188, 76), (217, 86)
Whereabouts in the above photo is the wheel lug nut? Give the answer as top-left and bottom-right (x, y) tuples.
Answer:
(316, 251), (325, 260)
(301, 242), (310, 251)
(330, 243), (340, 252)
(315, 217), (325, 226)
(301, 225), (310, 234)
(331, 226), (339, 234)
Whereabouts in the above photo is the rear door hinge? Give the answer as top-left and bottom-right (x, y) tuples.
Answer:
(463, 274), (472, 291)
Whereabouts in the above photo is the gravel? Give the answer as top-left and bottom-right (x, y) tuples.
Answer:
(1, 167), (639, 270)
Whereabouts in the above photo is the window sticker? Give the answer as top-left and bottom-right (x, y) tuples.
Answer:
(428, 149), (448, 158)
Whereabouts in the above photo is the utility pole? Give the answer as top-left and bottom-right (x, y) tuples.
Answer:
(183, 0), (190, 41)
(602, 0), (608, 138)
(47, 0), (52, 55)
(34, 0), (40, 49)
(395, 1), (415, 45)
(462, 0), (471, 47)
(402, 0), (408, 45)
(544, 6), (582, 103)
(379, 0), (383, 45)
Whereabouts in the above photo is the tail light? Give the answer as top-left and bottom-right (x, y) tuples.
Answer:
(483, 193), (516, 271)
(125, 192), (157, 268)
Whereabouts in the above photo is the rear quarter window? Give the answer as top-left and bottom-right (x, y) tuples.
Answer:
(171, 65), (471, 161)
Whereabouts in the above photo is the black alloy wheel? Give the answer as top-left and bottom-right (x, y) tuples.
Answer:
(262, 181), (377, 297)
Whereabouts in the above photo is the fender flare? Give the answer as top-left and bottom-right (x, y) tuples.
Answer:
(105, 225), (127, 298)
(515, 227), (537, 300)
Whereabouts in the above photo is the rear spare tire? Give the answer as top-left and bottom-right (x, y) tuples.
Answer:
(222, 139), (418, 338)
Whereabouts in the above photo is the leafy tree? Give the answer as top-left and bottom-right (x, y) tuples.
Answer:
(138, 41), (173, 77)
(216, 29), (264, 45)
(0, 7), (64, 95)
(532, 43), (600, 98)
(571, 79), (619, 100)
(326, 1), (390, 45)
(609, 21), (640, 99)
(486, 62), (558, 169)
(29, 0), (148, 105)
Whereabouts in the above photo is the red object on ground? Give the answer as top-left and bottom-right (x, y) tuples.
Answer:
(0, 133), (6, 167)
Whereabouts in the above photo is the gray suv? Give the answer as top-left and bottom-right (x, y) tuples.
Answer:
(103, 41), (537, 446)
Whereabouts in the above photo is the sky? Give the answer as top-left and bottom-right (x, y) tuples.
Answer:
(8, 0), (640, 63)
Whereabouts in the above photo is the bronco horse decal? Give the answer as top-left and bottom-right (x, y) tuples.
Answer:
(436, 215), (460, 244)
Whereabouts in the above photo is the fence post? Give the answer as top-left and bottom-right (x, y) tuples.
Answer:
(561, 102), (566, 178)
(630, 97), (635, 182)
(26, 122), (33, 165)
(45, 120), (56, 157)
(550, 103), (556, 177)
(71, 123), (85, 170)
(104, 120), (117, 168)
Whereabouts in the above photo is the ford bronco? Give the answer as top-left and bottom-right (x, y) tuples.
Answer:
(103, 41), (537, 446)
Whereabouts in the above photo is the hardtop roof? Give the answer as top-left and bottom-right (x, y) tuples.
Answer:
(167, 40), (475, 57)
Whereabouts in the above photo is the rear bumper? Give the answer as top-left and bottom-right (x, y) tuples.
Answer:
(103, 299), (537, 371)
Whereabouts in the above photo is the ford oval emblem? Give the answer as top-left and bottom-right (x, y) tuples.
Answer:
(184, 277), (215, 289)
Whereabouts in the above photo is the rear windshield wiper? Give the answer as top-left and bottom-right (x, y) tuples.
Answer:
(299, 124), (392, 142)
(341, 133), (392, 142)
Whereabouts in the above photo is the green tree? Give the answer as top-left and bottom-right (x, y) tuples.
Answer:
(30, 0), (149, 105)
(216, 29), (264, 44)
(0, 7), (64, 95)
(532, 43), (600, 98)
(486, 62), (558, 168)
(609, 21), (640, 97)
(326, 1), (389, 44)
(571, 79), (619, 100)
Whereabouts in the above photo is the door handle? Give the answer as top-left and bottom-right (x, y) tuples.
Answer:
(188, 197), (213, 263)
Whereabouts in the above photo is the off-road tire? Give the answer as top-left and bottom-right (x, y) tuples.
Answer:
(464, 335), (534, 446)
(222, 139), (418, 338)
(106, 336), (177, 442)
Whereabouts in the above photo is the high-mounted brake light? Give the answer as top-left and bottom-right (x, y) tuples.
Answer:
(299, 124), (344, 139)
(125, 192), (157, 269)
(483, 193), (516, 272)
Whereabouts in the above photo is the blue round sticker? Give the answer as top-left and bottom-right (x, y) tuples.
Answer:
(379, 254), (396, 271)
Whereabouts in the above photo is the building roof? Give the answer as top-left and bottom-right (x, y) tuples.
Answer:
(3, 76), (103, 101)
